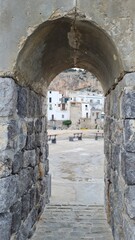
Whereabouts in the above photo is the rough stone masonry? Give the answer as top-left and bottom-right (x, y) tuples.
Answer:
(0, 78), (50, 239)
(0, 1), (135, 239)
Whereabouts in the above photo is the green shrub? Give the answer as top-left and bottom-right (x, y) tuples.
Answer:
(62, 120), (72, 127)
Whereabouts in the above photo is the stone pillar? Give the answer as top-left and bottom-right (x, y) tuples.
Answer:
(104, 73), (135, 240)
(0, 78), (50, 239)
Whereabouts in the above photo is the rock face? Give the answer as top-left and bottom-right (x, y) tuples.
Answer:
(49, 69), (103, 94)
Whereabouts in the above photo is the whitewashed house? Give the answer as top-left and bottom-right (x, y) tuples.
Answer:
(47, 91), (70, 121)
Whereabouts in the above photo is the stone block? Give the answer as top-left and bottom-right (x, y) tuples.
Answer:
(27, 121), (34, 135)
(18, 169), (33, 197)
(0, 212), (12, 240)
(35, 133), (41, 147)
(25, 134), (35, 150)
(0, 123), (8, 151)
(18, 207), (38, 240)
(0, 176), (18, 213)
(7, 120), (18, 149)
(0, 154), (12, 178)
(12, 151), (23, 174)
(10, 200), (22, 234)
(17, 86), (28, 118)
(23, 150), (36, 168)
(104, 94), (110, 116)
(35, 95), (42, 117)
(35, 118), (42, 133)
(121, 88), (135, 118)
(27, 90), (36, 118)
(17, 119), (27, 150)
(122, 72), (135, 87)
(0, 78), (17, 117)
(21, 193), (30, 221)
(121, 151), (135, 185)
(124, 120), (135, 152)
(110, 88), (120, 119)
(123, 215), (135, 240)
(29, 187), (36, 211)
(125, 186), (135, 219)
(111, 144), (120, 171)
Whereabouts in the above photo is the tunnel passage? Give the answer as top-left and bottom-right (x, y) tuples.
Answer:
(15, 15), (123, 96)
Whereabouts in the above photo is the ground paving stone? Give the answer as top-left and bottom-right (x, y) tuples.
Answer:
(31, 204), (113, 240)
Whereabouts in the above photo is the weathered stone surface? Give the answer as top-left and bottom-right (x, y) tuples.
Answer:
(18, 208), (38, 240)
(30, 187), (36, 211)
(0, 212), (12, 240)
(8, 119), (20, 150)
(122, 73), (135, 87)
(0, 123), (8, 151)
(28, 90), (36, 118)
(23, 150), (36, 168)
(0, 154), (12, 178)
(10, 200), (22, 234)
(18, 168), (33, 197)
(35, 95), (42, 117)
(125, 186), (135, 219)
(12, 151), (23, 174)
(27, 121), (34, 135)
(110, 88), (120, 119)
(17, 87), (28, 118)
(122, 88), (135, 118)
(25, 134), (35, 150)
(121, 151), (135, 185)
(111, 144), (120, 172)
(35, 133), (41, 148)
(17, 119), (27, 150)
(35, 118), (42, 133)
(123, 216), (135, 240)
(0, 78), (17, 117)
(21, 193), (30, 221)
(124, 120), (135, 152)
(0, 176), (18, 213)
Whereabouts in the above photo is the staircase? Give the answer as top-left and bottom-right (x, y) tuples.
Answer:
(31, 204), (113, 240)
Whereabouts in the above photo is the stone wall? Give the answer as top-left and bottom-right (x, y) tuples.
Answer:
(104, 72), (135, 240)
(0, 78), (50, 240)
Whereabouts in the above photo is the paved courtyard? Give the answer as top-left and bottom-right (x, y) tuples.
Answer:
(49, 138), (104, 205)
(32, 136), (113, 240)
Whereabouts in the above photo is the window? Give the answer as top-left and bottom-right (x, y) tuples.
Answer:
(49, 104), (52, 110)
(62, 103), (65, 110)
(85, 104), (88, 110)
(86, 113), (88, 118)
(49, 97), (52, 103)
(97, 100), (100, 104)
(49, 91), (51, 94)
(62, 115), (64, 118)
(51, 115), (54, 120)
(58, 104), (60, 107)
(90, 99), (93, 103)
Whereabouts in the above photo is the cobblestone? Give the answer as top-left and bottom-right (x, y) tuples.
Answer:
(31, 204), (113, 240)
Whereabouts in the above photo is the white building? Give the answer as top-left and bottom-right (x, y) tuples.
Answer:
(47, 90), (70, 121)
(47, 89), (104, 129)
(68, 89), (104, 119)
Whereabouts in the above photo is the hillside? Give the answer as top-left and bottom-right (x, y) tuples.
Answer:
(48, 69), (103, 94)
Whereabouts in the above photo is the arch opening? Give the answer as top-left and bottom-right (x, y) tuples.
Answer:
(15, 15), (123, 95)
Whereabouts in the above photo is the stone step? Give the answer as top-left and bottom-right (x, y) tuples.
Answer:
(31, 205), (113, 240)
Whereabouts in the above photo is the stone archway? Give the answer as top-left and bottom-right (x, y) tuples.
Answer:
(0, 9), (135, 240)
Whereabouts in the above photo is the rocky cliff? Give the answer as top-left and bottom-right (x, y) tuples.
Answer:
(49, 69), (103, 94)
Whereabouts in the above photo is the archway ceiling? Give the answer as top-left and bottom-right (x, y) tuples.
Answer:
(15, 16), (123, 95)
